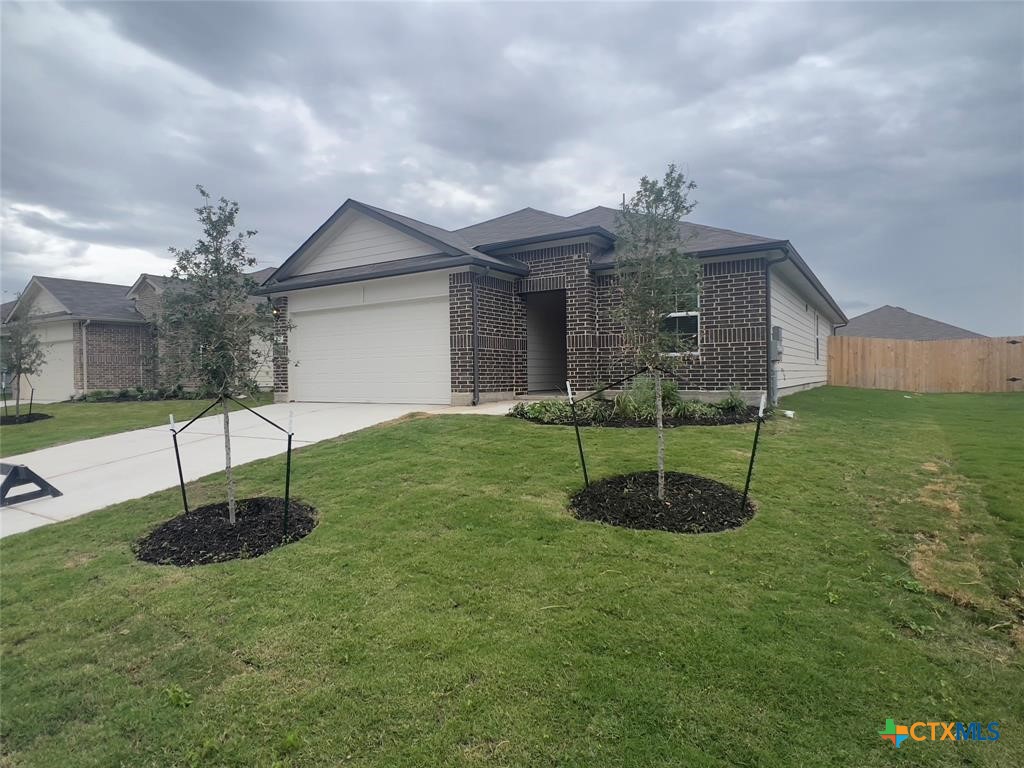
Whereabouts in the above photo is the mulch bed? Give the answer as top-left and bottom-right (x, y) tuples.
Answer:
(570, 471), (755, 534)
(135, 497), (317, 567)
(0, 412), (53, 426)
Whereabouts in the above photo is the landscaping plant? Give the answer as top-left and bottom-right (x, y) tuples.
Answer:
(158, 186), (276, 524)
(0, 313), (47, 420)
(614, 164), (701, 499)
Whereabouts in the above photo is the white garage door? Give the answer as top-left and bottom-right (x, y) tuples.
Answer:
(20, 322), (75, 402)
(289, 291), (450, 404)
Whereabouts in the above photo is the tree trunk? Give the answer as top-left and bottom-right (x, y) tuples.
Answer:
(654, 368), (666, 500)
(222, 397), (237, 524)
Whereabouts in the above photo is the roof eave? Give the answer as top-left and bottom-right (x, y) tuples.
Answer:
(776, 242), (848, 324)
(474, 226), (616, 254)
(256, 254), (527, 295)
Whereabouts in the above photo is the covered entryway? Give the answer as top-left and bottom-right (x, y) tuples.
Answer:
(287, 274), (451, 404)
(526, 290), (567, 393)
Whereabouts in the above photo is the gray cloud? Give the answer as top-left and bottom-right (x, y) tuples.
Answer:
(2, 0), (1021, 334)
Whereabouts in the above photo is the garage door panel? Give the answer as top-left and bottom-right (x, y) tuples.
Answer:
(289, 294), (450, 404)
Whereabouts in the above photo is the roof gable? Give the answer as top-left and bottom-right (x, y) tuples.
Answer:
(265, 199), (528, 290)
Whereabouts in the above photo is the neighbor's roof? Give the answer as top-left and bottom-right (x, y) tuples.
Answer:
(33, 276), (144, 322)
(837, 305), (985, 340)
(0, 301), (16, 323)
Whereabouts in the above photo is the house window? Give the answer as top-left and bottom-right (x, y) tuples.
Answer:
(662, 311), (700, 355)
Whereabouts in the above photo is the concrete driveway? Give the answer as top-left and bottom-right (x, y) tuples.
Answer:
(1, 401), (501, 538)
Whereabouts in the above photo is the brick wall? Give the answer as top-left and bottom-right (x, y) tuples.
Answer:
(516, 242), (600, 389)
(78, 322), (157, 390)
(271, 297), (289, 400)
(449, 272), (526, 396)
(595, 257), (767, 393)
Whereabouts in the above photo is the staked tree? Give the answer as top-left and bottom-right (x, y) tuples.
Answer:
(1, 313), (47, 419)
(615, 164), (701, 500)
(159, 186), (275, 524)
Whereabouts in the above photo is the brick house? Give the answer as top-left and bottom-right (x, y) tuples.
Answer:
(257, 200), (847, 405)
(1, 270), (275, 401)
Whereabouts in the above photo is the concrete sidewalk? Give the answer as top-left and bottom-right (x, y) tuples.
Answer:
(0, 400), (511, 538)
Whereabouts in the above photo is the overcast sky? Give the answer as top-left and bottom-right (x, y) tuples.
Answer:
(2, 1), (1022, 333)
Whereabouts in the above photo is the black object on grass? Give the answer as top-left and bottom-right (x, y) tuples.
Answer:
(1, 462), (63, 506)
(740, 393), (768, 514)
(570, 471), (754, 534)
(135, 496), (316, 566)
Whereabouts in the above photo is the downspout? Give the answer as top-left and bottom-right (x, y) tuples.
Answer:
(81, 319), (91, 393)
(764, 256), (786, 404)
(471, 272), (480, 406)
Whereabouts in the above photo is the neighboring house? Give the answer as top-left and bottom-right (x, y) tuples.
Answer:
(837, 305), (985, 340)
(257, 199), (847, 405)
(1, 269), (276, 401)
(2, 276), (154, 401)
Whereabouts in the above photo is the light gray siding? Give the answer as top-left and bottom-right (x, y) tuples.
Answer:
(770, 272), (828, 391)
(295, 212), (437, 275)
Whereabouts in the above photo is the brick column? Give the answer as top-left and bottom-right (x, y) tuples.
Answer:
(272, 297), (289, 402)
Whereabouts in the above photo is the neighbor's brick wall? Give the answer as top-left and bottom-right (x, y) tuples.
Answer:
(596, 257), (767, 392)
(449, 272), (526, 395)
(79, 322), (157, 390)
(131, 282), (162, 322)
(272, 297), (289, 398)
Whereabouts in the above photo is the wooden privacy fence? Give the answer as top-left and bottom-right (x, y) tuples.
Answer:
(828, 336), (1024, 393)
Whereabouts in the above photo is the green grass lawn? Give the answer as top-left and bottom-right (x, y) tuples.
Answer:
(1, 387), (1021, 767)
(0, 391), (274, 457)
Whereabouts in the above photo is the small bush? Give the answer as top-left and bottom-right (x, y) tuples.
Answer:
(612, 375), (680, 422)
(672, 400), (718, 421)
(718, 388), (748, 414)
(508, 398), (613, 426)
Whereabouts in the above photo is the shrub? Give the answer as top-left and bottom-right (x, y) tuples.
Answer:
(508, 398), (613, 426)
(672, 400), (718, 421)
(579, 397), (614, 424)
(718, 388), (748, 414)
(612, 375), (680, 422)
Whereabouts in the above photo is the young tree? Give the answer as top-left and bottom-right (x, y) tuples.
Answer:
(615, 164), (700, 500)
(160, 186), (274, 524)
(1, 314), (47, 419)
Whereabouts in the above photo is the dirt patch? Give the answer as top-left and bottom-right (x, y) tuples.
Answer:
(63, 553), (97, 569)
(569, 471), (755, 534)
(135, 497), (317, 567)
(0, 412), (52, 426)
(921, 462), (941, 473)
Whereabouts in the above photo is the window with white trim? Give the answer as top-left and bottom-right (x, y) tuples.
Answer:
(662, 288), (700, 355)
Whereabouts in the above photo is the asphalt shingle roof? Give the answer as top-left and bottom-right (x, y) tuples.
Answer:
(837, 305), (985, 340)
(34, 276), (143, 322)
(454, 207), (580, 246)
(566, 206), (780, 256)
